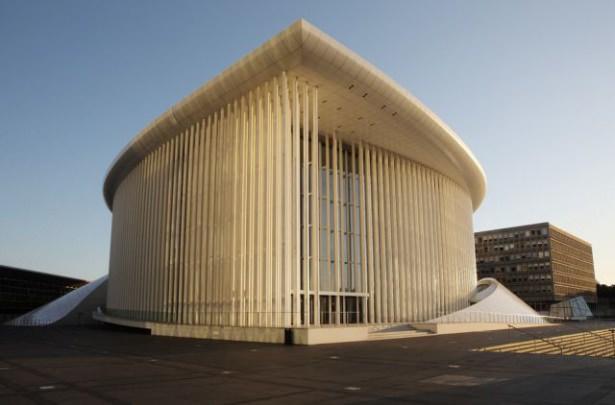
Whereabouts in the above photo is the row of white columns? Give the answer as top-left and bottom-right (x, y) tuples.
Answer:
(107, 72), (477, 328)
(359, 147), (476, 323)
(109, 73), (299, 327)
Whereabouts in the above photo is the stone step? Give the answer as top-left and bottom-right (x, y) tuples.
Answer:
(482, 329), (615, 357)
(367, 331), (432, 341)
(367, 323), (415, 333)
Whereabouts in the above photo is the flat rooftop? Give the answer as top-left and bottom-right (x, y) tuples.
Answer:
(1, 323), (615, 404)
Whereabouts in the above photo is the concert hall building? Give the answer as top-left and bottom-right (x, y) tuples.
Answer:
(99, 19), (487, 343)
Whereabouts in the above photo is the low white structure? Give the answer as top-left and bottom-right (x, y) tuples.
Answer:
(7, 276), (107, 326)
(427, 278), (549, 325)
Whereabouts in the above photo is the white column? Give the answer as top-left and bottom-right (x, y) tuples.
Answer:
(358, 143), (368, 323)
(281, 72), (293, 328)
(301, 82), (310, 326)
(292, 78), (301, 326)
(265, 84), (273, 327)
(332, 134), (341, 325)
(310, 86), (320, 326)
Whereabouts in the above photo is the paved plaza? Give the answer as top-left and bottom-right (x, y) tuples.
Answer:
(1, 323), (615, 404)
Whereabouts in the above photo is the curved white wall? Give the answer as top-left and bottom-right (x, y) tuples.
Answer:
(106, 74), (478, 328)
(7, 276), (107, 326)
(430, 278), (548, 324)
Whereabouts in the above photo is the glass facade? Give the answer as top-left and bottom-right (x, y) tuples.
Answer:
(300, 136), (364, 324)
(0, 265), (86, 323)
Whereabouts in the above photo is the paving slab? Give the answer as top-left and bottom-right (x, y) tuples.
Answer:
(1, 323), (615, 404)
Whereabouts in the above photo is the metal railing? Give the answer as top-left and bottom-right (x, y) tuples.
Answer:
(566, 321), (612, 343)
(562, 322), (615, 358)
(506, 323), (615, 358)
(507, 323), (564, 355)
(433, 310), (561, 325)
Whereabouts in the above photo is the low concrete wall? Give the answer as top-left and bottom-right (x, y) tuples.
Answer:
(93, 312), (152, 330)
(293, 326), (369, 345)
(152, 324), (285, 344)
(412, 322), (555, 334)
(96, 312), (372, 345)
(98, 313), (557, 344)
(94, 312), (285, 343)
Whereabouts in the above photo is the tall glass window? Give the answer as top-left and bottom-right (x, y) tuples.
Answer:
(301, 134), (364, 324)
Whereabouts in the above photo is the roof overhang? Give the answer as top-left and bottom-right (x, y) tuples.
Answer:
(103, 19), (486, 211)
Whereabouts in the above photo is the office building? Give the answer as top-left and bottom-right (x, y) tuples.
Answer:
(475, 223), (596, 311)
(0, 265), (86, 322)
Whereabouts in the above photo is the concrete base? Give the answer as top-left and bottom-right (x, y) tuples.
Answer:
(93, 312), (286, 343)
(293, 326), (369, 345)
(93, 312), (149, 329)
(411, 322), (556, 335)
(153, 323), (285, 343)
(95, 312), (555, 344)
(94, 312), (374, 345)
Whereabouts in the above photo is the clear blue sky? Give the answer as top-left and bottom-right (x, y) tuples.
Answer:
(1, 1), (614, 283)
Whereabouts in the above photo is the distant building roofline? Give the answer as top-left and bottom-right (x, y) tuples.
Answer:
(548, 224), (592, 247)
(0, 265), (88, 284)
(475, 222), (591, 247)
(474, 222), (549, 236)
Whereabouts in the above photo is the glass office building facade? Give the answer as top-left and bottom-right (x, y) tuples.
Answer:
(0, 265), (86, 322)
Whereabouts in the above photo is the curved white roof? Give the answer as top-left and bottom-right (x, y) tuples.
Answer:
(6, 276), (107, 326)
(431, 278), (547, 324)
(103, 19), (486, 210)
